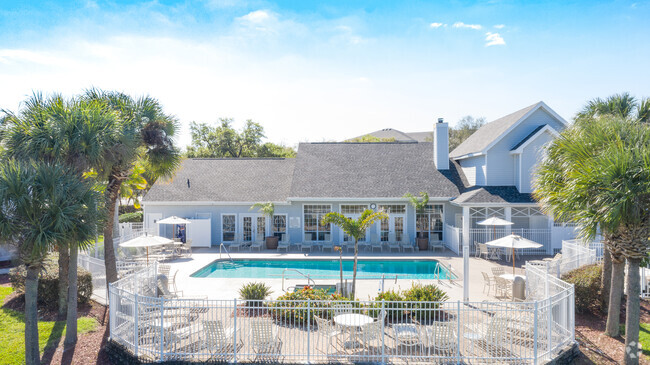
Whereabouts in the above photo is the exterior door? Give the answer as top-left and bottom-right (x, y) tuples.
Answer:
(341, 214), (368, 243)
(241, 214), (265, 242)
(379, 215), (405, 242)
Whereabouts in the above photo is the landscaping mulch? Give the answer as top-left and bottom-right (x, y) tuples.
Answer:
(574, 298), (650, 364)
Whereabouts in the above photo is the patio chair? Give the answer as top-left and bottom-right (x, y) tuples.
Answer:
(250, 238), (264, 252)
(491, 266), (505, 277)
(419, 321), (457, 356)
(342, 240), (355, 253)
(369, 232), (383, 252)
(474, 241), (481, 257)
(477, 243), (491, 260)
(321, 241), (334, 252)
(314, 315), (343, 355)
(481, 272), (494, 295)
(199, 320), (241, 359)
(430, 239), (445, 252)
(494, 276), (512, 299)
(157, 275), (183, 298)
(299, 242), (313, 253)
(277, 240), (290, 252)
(464, 314), (511, 357)
(332, 303), (354, 316)
(159, 264), (171, 278)
(179, 239), (193, 258)
(392, 323), (423, 353)
(250, 318), (283, 361)
(387, 233), (401, 253)
(360, 320), (383, 350)
(400, 234), (414, 253)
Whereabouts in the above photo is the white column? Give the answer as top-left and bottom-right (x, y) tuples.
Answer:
(462, 206), (470, 302)
(505, 207), (512, 235)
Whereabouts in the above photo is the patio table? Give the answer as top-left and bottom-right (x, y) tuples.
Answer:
(333, 313), (374, 348)
(499, 274), (526, 281)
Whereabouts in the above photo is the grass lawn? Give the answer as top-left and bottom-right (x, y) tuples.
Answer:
(0, 286), (98, 364)
(621, 323), (650, 357)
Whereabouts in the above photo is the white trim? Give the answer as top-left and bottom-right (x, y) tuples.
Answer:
(483, 102), (568, 155)
(450, 201), (541, 207)
(449, 152), (485, 161)
(302, 203), (333, 243)
(271, 213), (288, 239)
(289, 197), (453, 202)
(338, 204), (370, 243)
(220, 213), (237, 242)
(143, 201), (291, 206)
(509, 125), (560, 155)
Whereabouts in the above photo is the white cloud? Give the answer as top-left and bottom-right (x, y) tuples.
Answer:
(429, 22), (445, 29)
(485, 32), (506, 46)
(238, 10), (272, 24)
(452, 22), (482, 30)
(494, 24), (505, 29)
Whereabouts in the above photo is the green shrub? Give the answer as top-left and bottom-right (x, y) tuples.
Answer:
(9, 257), (93, 309)
(561, 263), (602, 314)
(239, 282), (272, 307)
(370, 289), (405, 320)
(268, 286), (347, 325)
(119, 211), (143, 223)
(403, 283), (449, 321)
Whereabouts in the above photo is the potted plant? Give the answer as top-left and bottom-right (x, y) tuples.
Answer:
(404, 192), (430, 251)
(251, 202), (279, 249)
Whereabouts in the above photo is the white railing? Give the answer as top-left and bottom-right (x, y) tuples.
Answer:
(443, 224), (461, 255)
(78, 254), (108, 305)
(109, 268), (576, 363)
(468, 228), (551, 255)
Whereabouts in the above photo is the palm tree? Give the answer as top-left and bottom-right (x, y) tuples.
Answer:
(1, 93), (115, 344)
(83, 89), (181, 286)
(404, 192), (430, 248)
(0, 161), (100, 365)
(321, 209), (388, 299)
(535, 116), (650, 364)
(576, 92), (650, 123)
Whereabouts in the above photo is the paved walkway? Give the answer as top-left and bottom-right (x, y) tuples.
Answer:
(163, 248), (536, 302)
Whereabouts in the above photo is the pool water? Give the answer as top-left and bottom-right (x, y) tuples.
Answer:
(191, 259), (455, 280)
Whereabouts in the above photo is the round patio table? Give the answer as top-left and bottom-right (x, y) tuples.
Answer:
(333, 313), (374, 348)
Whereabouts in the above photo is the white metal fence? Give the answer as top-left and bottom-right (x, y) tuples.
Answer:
(109, 265), (575, 364)
(468, 228), (551, 255)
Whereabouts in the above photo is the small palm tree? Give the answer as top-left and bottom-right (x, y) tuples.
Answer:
(404, 192), (430, 247)
(321, 210), (388, 299)
(0, 161), (100, 364)
(251, 202), (276, 247)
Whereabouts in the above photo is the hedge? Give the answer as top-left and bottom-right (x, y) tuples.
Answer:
(119, 211), (143, 223)
(9, 256), (93, 309)
(561, 263), (602, 314)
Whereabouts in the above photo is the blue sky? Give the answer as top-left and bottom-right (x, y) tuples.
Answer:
(1, 0), (649, 148)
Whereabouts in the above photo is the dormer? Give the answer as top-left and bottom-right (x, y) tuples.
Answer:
(449, 102), (568, 191)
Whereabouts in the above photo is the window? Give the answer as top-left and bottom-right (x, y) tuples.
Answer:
(341, 204), (367, 214)
(222, 214), (235, 242)
(416, 204), (444, 241)
(378, 205), (406, 214)
(304, 205), (331, 241)
(273, 215), (287, 239)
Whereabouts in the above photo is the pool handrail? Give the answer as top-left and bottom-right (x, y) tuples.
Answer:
(282, 268), (316, 291)
(219, 243), (234, 262)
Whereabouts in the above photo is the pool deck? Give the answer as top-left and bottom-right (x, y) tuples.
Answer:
(164, 248), (531, 302)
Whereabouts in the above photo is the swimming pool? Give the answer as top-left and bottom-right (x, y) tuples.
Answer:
(191, 259), (455, 280)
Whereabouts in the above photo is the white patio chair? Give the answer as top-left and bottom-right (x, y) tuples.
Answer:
(393, 323), (423, 353)
(465, 315), (512, 357)
(399, 234), (414, 253)
(358, 238), (371, 251)
(250, 318), (283, 361)
(277, 240), (290, 252)
(481, 272), (494, 295)
(360, 320), (383, 350)
(314, 315), (343, 355)
(419, 321), (457, 356)
(491, 266), (505, 277)
(332, 303), (354, 316)
(430, 238), (445, 252)
(158, 264), (171, 278)
(477, 243), (491, 260)
(198, 320), (241, 359)
(321, 241), (334, 252)
(387, 233), (401, 253)
(250, 237), (264, 252)
(494, 276), (512, 299)
(370, 232), (383, 252)
(178, 239), (193, 258)
(299, 242), (313, 253)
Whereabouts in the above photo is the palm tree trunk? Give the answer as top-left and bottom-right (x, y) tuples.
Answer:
(64, 243), (78, 348)
(58, 246), (69, 319)
(624, 258), (641, 364)
(601, 246), (612, 311)
(103, 175), (123, 285)
(351, 239), (358, 300)
(605, 255), (625, 337)
(24, 265), (41, 365)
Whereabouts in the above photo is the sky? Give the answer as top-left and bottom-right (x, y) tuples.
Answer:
(1, 0), (649, 149)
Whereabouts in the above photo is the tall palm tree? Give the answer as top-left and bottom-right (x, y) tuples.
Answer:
(83, 89), (181, 285)
(535, 116), (650, 364)
(576, 92), (650, 123)
(0, 161), (100, 365)
(1, 93), (114, 344)
(321, 209), (388, 299)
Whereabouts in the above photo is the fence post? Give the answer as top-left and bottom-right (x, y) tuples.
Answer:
(533, 300), (538, 365)
(456, 300), (461, 364)
(547, 296), (553, 358)
(134, 293), (139, 358)
(160, 297), (165, 361)
(108, 284), (114, 340)
(381, 300), (385, 364)
(233, 298), (238, 363)
(307, 298), (311, 364)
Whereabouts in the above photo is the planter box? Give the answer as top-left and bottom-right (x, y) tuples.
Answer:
(266, 236), (279, 249)
(417, 237), (428, 251)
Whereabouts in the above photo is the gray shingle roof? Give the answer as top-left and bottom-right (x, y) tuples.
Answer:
(450, 102), (542, 159)
(348, 128), (415, 142)
(452, 186), (535, 205)
(143, 158), (295, 202)
(289, 142), (462, 198)
(510, 125), (546, 151)
(405, 131), (433, 142)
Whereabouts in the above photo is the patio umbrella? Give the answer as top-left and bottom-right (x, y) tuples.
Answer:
(119, 234), (173, 264)
(486, 234), (543, 275)
(477, 216), (513, 242)
(158, 216), (192, 225)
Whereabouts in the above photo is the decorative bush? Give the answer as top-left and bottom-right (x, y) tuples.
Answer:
(239, 282), (273, 307)
(268, 286), (347, 325)
(561, 263), (602, 314)
(369, 289), (405, 320)
(402, 283), (449, 321)
(119, 211), (143, 223)
(9, 257), (93, 309)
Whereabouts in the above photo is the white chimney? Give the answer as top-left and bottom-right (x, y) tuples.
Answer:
(434, 118), (449, 170)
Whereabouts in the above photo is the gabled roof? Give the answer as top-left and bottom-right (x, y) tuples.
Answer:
(348, 128), (415, 142)
(510, 125), (560, 154)
(405, 131), (432, 142)
(449, 101), (567, 159)
(143, 158), (295, 202)
(289, 142), (463, 199)
(452, 186), (535, 205)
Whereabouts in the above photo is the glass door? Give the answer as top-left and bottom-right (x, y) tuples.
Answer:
(242, 216), (253, 242)
(256, 216), (266, 242)
(379, 215), (405, 242)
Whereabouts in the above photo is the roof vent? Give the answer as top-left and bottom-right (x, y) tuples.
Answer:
(438, 118), (444, 124)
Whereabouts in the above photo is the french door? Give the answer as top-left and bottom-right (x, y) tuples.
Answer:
(379, 215), (405, 242)
(240, 215), (266, 242)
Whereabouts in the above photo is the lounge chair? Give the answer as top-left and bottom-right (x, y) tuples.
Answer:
(430, 239), (445, 252)
(400, 234), (414, 253)
(314, 315), (342, 355)
(250, 318), (283, 361)
(387, 233), (401, 253)
(299, 242), (313, 253)
(393, 323), (422, 353)
(419, 321), (457, 356)
(464, 315), (514, 358)
(159, 264), (171, 278)
(277, 240), (290, 252)
(250, 237), (264, 252)
(358, 238), (371, 251)
(369, 232), (383, 252)
(199, 320), (240, 360)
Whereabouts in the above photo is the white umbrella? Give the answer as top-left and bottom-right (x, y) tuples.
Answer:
(120, 234), (173, 264)
(486, 234), (543, 274)
(477, 216), (514, 242)
(158, 216), (192, 225)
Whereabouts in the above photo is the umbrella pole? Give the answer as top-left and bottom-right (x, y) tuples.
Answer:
(147, 247), (149, 265)
(512, 247), (515, 275)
